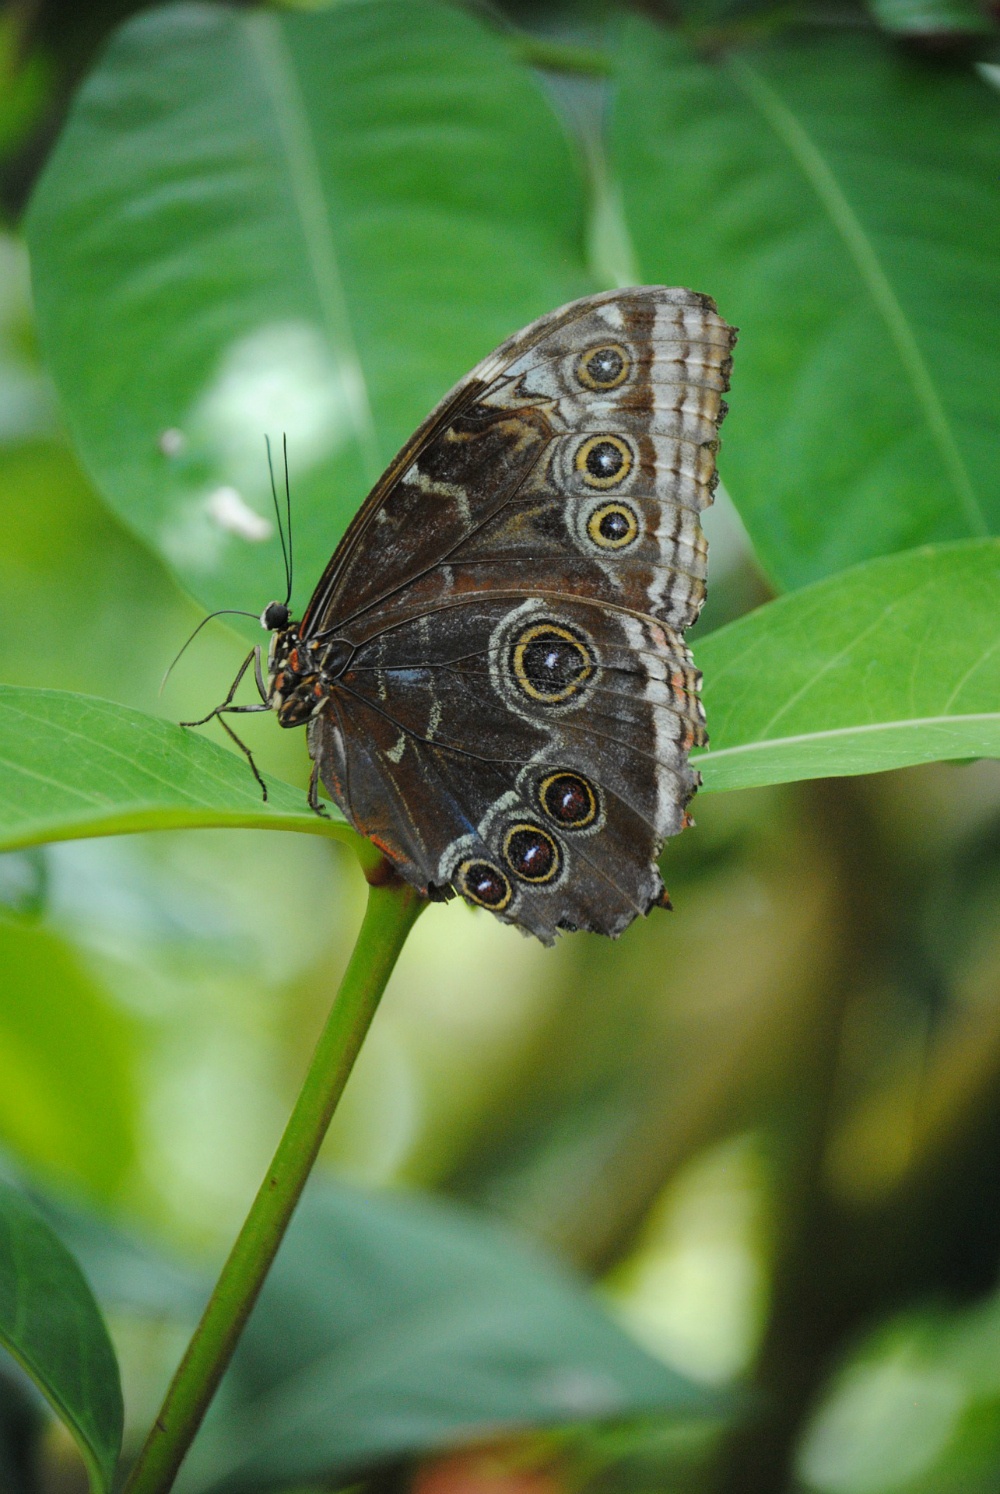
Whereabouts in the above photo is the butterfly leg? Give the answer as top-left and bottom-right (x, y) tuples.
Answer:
(212, 707), (271, 801)
(307, 758), (330, 819)
(181, 648), (257, 728)
(181, 649), (273, 800)
(253, 644), (268, 703)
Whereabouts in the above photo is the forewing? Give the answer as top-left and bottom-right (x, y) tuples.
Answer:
(304, 287), (735, 644)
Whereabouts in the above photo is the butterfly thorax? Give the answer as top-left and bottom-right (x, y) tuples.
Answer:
(267, 629), (353, 728)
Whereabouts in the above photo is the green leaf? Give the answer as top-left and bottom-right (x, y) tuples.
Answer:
(0, 685), (351, 851)
(0, 1178), (123, 1493)
(26, 0), (589, 620)
(0, 919), (138, 1201)
(612, 27), (1000, 590)
(693, 540), (1000, 793)
(177, 1181), (716, 1493)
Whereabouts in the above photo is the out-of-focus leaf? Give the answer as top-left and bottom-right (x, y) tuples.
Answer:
(0, 685), (350, 850)
(0, 438), (191, 702)
(694, 540), (1000, 792)
(0, 238), (54, 443)
(0, 918), (137, 1200)
(868, 0), (995, 36)
(178, 1181), (717, 1493)
(612, 27), (1000, 590)
(28, 1190), (205, 1323)
(797, 1287), (1000, 1494)
(0, 1179), (122, 1493)
(26, 0), (589, 620)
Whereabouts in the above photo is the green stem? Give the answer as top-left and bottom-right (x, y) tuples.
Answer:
(123, 861), (425, 1494)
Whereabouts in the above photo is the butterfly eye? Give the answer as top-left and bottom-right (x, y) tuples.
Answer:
(576, 343), (630, 391)
(575, 435), (633, 490)
(503, 824), (561, 884)
(539, 771), (598, 829)
(586, 502), (639, 550)
(457, 859), (512, 910)
(510, 622), (594, 704)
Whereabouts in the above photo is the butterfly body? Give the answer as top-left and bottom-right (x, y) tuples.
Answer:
(268, 630), (353, 728)
(222, 288), (735, 943)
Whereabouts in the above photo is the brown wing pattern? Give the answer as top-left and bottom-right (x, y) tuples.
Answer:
(304, 287), (736, 941)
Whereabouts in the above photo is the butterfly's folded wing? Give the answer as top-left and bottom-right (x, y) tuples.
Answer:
(305, 287), (735, 939)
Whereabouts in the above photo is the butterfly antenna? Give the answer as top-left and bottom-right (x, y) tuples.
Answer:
(159, 609), (261, 696)
(282, 432), (293, 607)
(265, 434), (292, 607)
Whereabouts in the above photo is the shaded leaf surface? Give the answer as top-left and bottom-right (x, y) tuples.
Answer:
(0, 1179), (122, 1492)
(26, 0), (589, 620)
(613, 27), (1000, 589)
(695, 540), (1000, 791)
(177, 1182), (715, 1493)
(0, 685), (349, 850)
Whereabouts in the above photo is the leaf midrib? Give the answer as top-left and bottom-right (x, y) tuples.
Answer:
(696, 709), (1000, 766)
(244, 10), (380, 485)
(728, 53), (988, 538)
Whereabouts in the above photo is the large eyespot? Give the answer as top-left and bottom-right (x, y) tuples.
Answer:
(539, 771), (598, 829)
(575, 435), (632, 490)
(503, 823), (561, 884)
(586, 502), (640, 551)
(511, 622), (594, 704)
(457, 859), (512, 910)
(576, 343), (630, 392)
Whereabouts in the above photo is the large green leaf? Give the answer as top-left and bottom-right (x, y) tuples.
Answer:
(177, 1181), (715, 1493)
(694, 540), (1000, 792)
(612, 26), (1000, 589)
(0, 1179), (122, 1493)
(0, 685), (350, 849)
(26, 0), (589, 619)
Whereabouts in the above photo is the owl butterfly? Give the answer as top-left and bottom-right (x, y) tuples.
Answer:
(196, 288), (736, 944)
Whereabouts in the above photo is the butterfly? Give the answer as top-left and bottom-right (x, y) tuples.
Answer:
(187, 288), (736, 943)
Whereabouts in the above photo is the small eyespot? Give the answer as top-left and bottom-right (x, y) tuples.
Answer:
(457, 859), (512, 910)
(575, 435), (632, 489)
(511, 622), (594, 704)
(503, 823), (561, 884)
(539, 771), (598, 829)
(576, 343), (630, 391)
(586, 502), (639, 551)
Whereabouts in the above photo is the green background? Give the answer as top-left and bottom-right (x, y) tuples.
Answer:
(2, 1), (1000, 1491)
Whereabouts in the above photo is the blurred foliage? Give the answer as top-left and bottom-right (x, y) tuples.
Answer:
(0, 1178), (123, 1491)
(0, 1), (999, 1493)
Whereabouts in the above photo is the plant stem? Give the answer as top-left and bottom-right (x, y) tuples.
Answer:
(123, 862), (425, 1494)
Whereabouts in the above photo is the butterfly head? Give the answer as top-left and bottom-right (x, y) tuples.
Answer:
(260, 600), (290, 631)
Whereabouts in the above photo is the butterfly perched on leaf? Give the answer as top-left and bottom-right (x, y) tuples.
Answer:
(188, 287), (736, 943)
